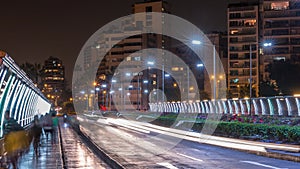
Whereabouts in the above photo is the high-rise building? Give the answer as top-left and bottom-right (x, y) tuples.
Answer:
(91, 0), (171, 111)
(227, 0), (300, 97)
(41, 56), (65, 106)
(227, 2), (260, 98)
(262, 0), (300, 80)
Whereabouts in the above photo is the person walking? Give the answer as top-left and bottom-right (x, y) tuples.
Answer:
(43, 113), (53, 140)
(31, 115), (42, 157)
(51, 112), (59, 144)
(3, 110), (26, 169)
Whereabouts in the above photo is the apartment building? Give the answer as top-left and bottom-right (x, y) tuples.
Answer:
(41, 56), (65, 106)
(227, 2), (260, 98)
(262, 0), (300, 80)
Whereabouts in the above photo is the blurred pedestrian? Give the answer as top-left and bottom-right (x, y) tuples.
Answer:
(32, 115), (42, 157)
(43, 113), (53, 140)
(51, 112), (59, 144)
(3, 110), (27, 169)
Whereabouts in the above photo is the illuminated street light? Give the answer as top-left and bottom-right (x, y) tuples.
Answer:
(263, 42), (272, 47)
(197, 63), (204, 67)
(192, 40), (216, 101)
(147, 61), (154, 65)
(192, 40), (201, 45)
(249, 42), (272, 115)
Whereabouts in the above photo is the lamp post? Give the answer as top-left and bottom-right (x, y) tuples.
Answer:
(147, 61), (165, 103)
(192, 40), (216, 100)
(110, 79), (117, 110)
(137, 72), (143, 110)
(187, 63), (204, 101)
(249, 42), (272, 115)
(249, 44), (253, 115)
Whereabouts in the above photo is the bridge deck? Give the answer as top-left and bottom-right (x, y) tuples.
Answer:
(12, 118), (108, 169)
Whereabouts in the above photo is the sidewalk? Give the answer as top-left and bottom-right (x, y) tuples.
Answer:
(15, 118), (109, 169)
(17, 125), (63, 168)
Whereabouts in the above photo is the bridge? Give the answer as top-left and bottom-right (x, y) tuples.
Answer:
(149, 96), (300, 116)
(0, 52), (51, 137)
(0, 52), (299, 168)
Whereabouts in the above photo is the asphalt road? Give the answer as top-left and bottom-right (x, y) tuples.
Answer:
(78, 115), (299, 169)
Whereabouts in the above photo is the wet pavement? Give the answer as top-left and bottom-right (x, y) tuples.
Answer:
(79, 116), (300, 169)
(17, 128), (63, 169)
(15, 119), (108, 169)
(60, 122), (109, 169)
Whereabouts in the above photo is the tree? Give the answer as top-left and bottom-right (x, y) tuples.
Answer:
(20, 62), (42, 85)
(62, 101), (75, 114)
(259, 81), (279, 97)
(239, 84), (256, 98)
(269, 61), (300, 95)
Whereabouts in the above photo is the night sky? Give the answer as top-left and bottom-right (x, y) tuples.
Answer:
(0, 0), (232, 84)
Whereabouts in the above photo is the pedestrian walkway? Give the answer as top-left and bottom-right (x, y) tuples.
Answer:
(17, 126), (63, 168)
(14, 118), (108, 169)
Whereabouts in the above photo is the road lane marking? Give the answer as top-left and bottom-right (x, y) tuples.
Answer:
(108, 119), (151, 134)
(157, 162), (178, 169)
(240, 161), (288, 169)
(176, 153), (203, 162)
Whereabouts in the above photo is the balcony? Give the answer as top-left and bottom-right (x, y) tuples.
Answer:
(229, 15), (256, 20)
(229, 6), (255, 12)
(264, 11), (292, 19)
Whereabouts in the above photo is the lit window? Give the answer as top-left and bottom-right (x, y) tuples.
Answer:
(271, 2), (289, 10)
(153, 81), (156, 85)
(245, 19), (256, 26)
(134, 56), (141, 61)
(99, 74), (106, 80)
(230, 30), (239, 35)
(172, 67), (179, 71)
(126, 57), (131, 61)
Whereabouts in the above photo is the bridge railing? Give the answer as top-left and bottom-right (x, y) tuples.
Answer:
(0, 51), (51, 137)
(149, 96), (300, 117)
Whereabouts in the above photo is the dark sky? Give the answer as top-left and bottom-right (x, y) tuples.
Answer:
(0, 0), (230, 84)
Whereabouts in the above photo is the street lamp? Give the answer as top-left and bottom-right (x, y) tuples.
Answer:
(249, 42), (272, 115)
(147, 61), (165, 103)
(192, 40), (216, 100)
(110, 79), (117, 110)
(187, 63), (204, 101)
(137, 72), (143, 110)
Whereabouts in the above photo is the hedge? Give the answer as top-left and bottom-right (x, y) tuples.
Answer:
(150, 115), (300, 144)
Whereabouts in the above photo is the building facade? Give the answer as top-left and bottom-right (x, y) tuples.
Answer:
(227, 2), (260, 98)
(91, 0), (170, 111)
(262, 0), (300, 80)
(41, 56), (65, 106)
(227, 0), (300, 98)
